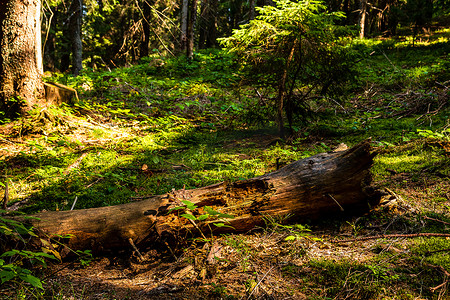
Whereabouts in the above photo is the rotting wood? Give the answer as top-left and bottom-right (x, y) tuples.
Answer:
(13, 140), (380, 256)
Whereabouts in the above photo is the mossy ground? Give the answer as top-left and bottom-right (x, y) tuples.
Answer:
(0, 30), (449, 299)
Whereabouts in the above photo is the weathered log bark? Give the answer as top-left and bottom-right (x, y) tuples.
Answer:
(25, 141), (380, 255)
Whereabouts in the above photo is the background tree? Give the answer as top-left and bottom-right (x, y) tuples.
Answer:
(68, 0), (83, 75)
(37, 0), (449, 72)
(187, 0), (199, 58)
(405, 0), (433, 45)
(140, 0), (153, 57)
(220, 0), (353, 137)
(180, 0), (189, 52)
(358, 0), (367, 38)
(198, 0), (218, 49)
(0, 0), (44, 118)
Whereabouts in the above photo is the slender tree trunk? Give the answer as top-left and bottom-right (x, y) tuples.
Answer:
(198, 0), (208, 49)
(140, 0), (152, 57)
(343, 0), (350, 24)
(43, 4), (57, 72)
(68, 0), (83, 76)
(249, 0), (256, 20)
(180, 0), (189, 52)
(186, 0), (198, 59)
(359, 0), (367, 39)
(0, 0), (44, 116)
(276, 40), (297, 138)
(206, 0), (217, 48)
(198, 0), (218, 48)
(60, 11), (71, 73)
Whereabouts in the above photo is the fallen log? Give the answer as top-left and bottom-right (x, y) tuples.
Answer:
(22, 140), (380, 255)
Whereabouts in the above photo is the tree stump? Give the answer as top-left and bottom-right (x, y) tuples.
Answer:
(44, 82), (79, 105)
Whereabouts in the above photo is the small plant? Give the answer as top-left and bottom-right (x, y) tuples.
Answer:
(417, 128), (450, 140)
(262, 214), (320, 242)
(224, 235), (253, 272)
(0, 211), (58, 291)
(76, 250), (94, 267)
(169, 198), (234, 240)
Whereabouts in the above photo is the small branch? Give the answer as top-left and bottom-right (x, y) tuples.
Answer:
(430, 280), (448, 293)
(128, 237), (144, 261)
(64, 153), (88, 175)
(245, 265), (275, 300)
(327, 193), (344, 212)
(84, 178), (103, 189)
(422, 215), (450, 226)
(70, 196), (78, 211)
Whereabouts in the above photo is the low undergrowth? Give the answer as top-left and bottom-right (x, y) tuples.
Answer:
(0, 31), (449, 298)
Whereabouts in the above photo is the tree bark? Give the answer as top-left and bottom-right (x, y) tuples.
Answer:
(198, 0), (209, 49)
(206, 0), (217, 48)
(140, 0), (152, 58)
(359, 0), (367, 39)
(186, 0), (198, 59)
(68, 0), (83, 76)
(249, 0), (256, 21)
(180, 0), (189, 52)
(0, 0), (44, 116)
(23, 141), (380, 256)
(276, 39), (297, 138)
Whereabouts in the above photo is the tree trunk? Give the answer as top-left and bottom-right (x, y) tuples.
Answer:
(0, 0), (44, 117)
(186, 0), (198, 59)
(206, 0), (217, 48)
(180, 0), (189, 52)
(68, 0), (83, 76)
(343, 0), (350, 25)
(198, 0), (208, 49)
(249, 0), (256, 20)
(276, 39), (297, 138)
(359, 0), (367, 39)
(23, 141), (380, 256)
(140, 0), (152, 58)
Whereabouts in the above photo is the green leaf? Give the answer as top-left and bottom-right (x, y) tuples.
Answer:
(204, 206), (220, 216)
(285, 235), (297, 241)
(168, 206), (185, 213)
(1, 250), (20, 257)
(218, 213), (234, 219)
(34, 252), (57, 260)
(197, 214), (209, 221)
(0, 270), (16, 283)
(19, 273), (43, 289)
(181, 200), (197, 210)
(181, 213), (197, 221)
(213, 222), (234, 229)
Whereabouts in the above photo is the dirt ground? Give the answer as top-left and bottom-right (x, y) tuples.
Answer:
(36, 230), (386, 299)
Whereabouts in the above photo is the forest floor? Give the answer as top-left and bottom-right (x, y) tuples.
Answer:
(1, 31), (450, 299)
